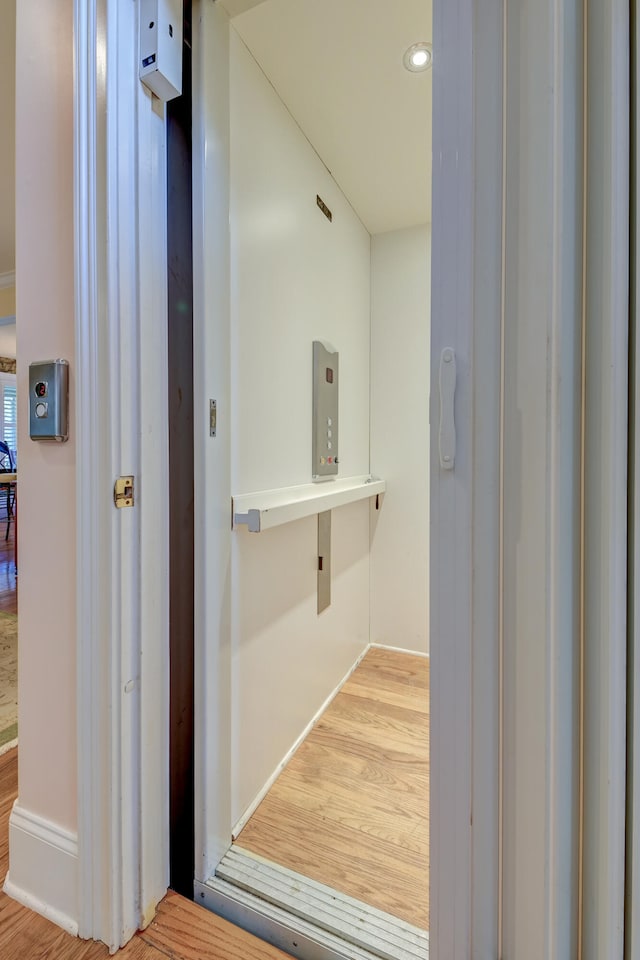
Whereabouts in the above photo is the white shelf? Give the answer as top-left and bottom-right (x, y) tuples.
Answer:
(232, 475), (385, 533)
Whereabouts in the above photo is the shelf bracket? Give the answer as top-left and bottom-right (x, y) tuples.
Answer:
(233, 509), (261, 533)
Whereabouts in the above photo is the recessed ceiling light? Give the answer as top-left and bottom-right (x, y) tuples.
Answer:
(403, 42), (433, 73)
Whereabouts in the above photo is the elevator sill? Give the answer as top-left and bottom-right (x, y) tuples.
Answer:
(232, 475), (385, 533)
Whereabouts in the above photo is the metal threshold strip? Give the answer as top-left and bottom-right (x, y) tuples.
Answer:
(196, 846), (428, 960)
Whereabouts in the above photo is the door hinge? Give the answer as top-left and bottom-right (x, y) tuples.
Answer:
(114, 476), (135, 508)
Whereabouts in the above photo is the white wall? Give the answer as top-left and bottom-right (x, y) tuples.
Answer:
(0, 322), (17, 359)
(230, 29), (372, 824)
(370, 225), (430, 653)
(8, 0), (80, 928)
(14, 0), (76, 832)
(0, 284), (16, 320)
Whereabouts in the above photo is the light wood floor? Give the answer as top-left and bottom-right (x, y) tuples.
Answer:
(0, 525), (16, 615)
(236, 647), (429, 930)
(0, 747), (292, 959)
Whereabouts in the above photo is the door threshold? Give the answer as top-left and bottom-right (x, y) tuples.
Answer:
(195, 846), (428, 960)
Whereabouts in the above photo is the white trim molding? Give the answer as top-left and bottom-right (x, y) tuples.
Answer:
(627, 3), (640, 956)
(193, 0), (233, 884)
(231, 646), (371, 840)
(0, 272), (15, 290)
(3, 804), (78, 937)
(429, 0), (504, 955)
(582, 0), (630, 956)
(74, 0), (169, 949)
(499, 0), (585, 956)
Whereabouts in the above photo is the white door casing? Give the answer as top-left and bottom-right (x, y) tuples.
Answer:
(582, 0), (630, 956)
(70, 0), (630, 954)
(429, 0), (503, 954)
(75, 0), (170, 948)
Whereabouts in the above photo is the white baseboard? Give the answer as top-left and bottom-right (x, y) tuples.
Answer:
(370, 642), (430, 659)
(3, 802), (79, 936)
(231, 642), (428, 841)
(231, 643), (372, 840)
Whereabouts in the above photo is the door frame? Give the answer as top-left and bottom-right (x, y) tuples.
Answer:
(72, 0), (632, 955)
(74, 0), (170, 947)
(429, 0), (503, 953)
(191, 0), (503, 956)
(582, 1), (630, 956)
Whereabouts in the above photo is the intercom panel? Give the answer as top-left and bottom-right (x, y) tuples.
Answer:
(312, 341), (339, 480)
(29, 360), (69, 442)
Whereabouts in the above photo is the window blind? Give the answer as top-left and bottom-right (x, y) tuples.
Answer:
(2, 384), (16, 455)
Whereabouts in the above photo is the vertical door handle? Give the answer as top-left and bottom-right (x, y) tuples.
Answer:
(439, 348), (456, 470)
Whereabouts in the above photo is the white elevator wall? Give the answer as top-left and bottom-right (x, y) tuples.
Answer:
(370, 226), (431, 654)
(230, 29), (372, 826)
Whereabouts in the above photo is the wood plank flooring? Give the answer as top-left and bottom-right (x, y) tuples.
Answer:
(0, 526), (17, 615)
(0, 747), (292, 959)
(235, 647), (429, 930)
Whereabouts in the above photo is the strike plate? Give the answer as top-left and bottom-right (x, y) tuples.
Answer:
(114, 476), (135, 508)
(210, 399), (217, 438)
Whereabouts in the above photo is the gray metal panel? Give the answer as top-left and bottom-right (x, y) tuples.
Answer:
(28, 359), (69, 441)
(312, 340), (339, 480)
(317, 510), (331, 613)
(197, 877), (380, 960)
(210, 847), (428, 960)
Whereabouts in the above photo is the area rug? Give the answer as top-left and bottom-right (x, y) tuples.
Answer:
(0, 612), (17, 748)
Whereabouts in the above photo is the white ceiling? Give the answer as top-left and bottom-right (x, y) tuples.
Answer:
(0, 0), (431, 281)
(0, 0), (15, 276)
(231, 0), (432, 235)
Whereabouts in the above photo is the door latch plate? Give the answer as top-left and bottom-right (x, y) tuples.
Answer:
(210, 399), (217, 438)
(114, 476), (135, 508)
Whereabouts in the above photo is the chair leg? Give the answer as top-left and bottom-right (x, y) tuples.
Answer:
(5, 486), (12, 542)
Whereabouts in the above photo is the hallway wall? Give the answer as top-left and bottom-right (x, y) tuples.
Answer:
(14, 0), (76, 834)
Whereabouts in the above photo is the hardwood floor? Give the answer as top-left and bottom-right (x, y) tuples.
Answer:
(236, 647), (429, 930)
(0, 524), (16, 615)
(0, 747), (292, 959)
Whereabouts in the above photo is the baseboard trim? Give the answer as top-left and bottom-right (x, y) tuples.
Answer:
(4, 802), (79, 936)
(231, 643), (372, 840)
(231, 643), (428, 840)
(370, 643), (429, 659)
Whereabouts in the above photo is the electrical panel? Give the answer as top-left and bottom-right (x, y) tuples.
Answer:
(312, 341), (339, 481)
(29, 360), (69, 442)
